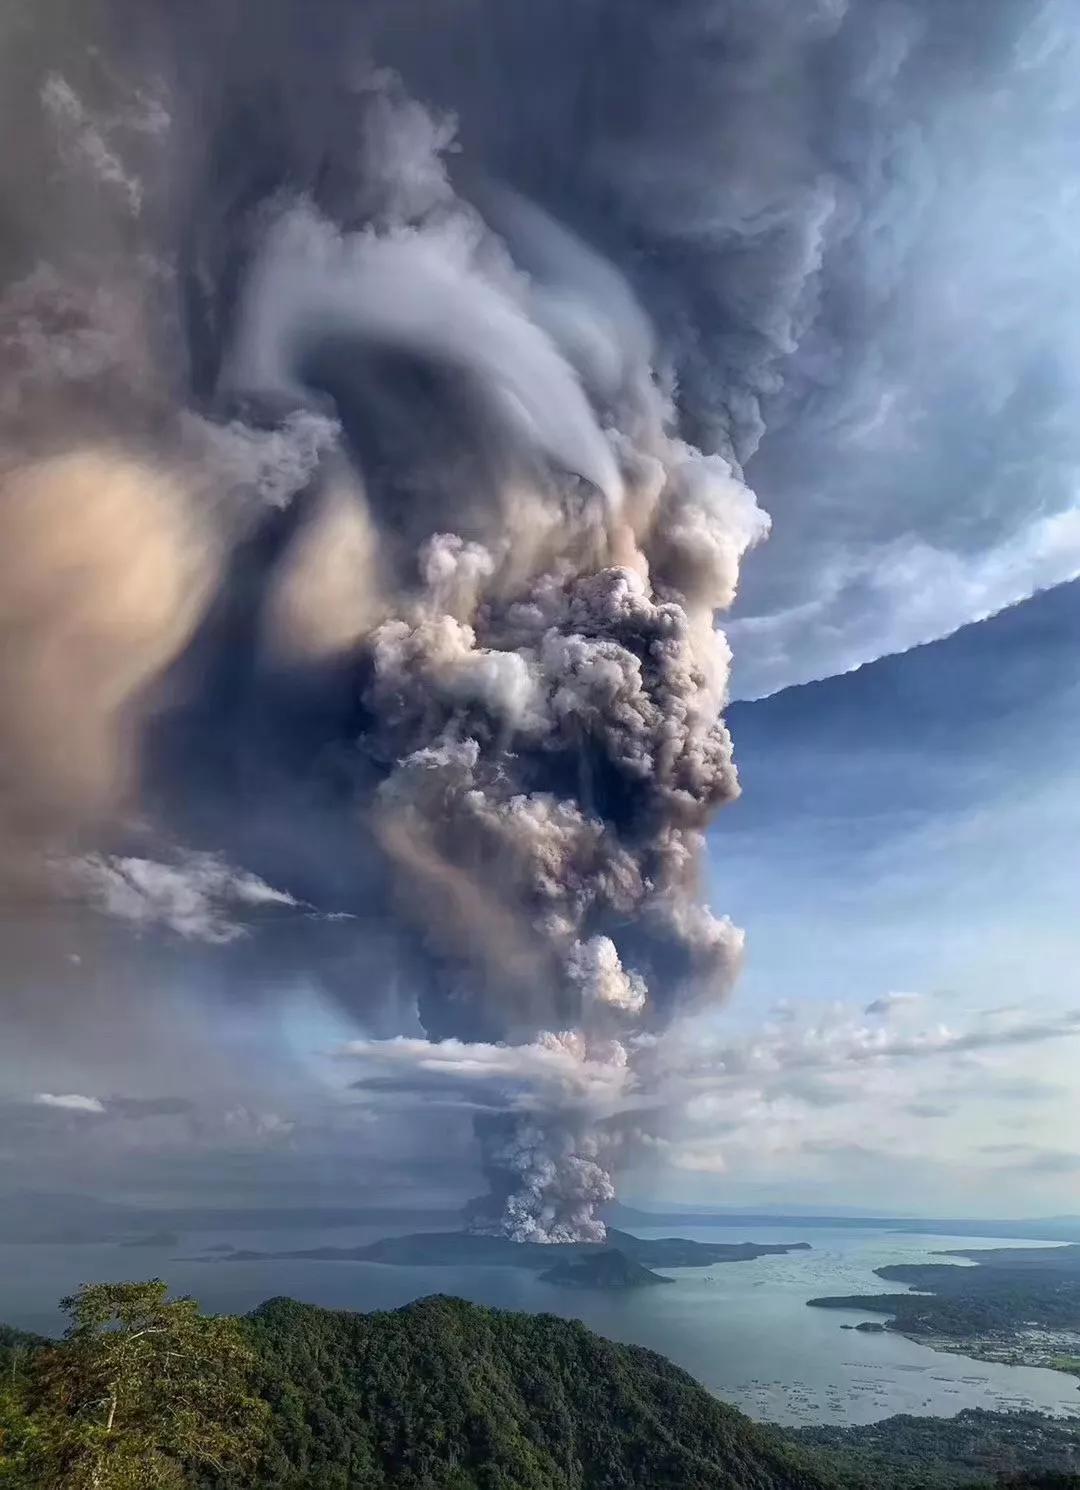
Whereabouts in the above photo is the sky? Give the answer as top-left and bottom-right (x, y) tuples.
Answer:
(646, 578), (1080, 1214)
(2, 0), (1080, 1232)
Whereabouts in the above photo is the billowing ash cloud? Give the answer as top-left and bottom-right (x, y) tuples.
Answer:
(467, 1115), (616, 1245)
(3, 0), (1071, 1237)
(271, 122), (765, 1233)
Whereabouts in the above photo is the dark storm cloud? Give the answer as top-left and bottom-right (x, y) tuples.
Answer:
(727, 0), (1080, 693)
(347, 0), (1080, 696)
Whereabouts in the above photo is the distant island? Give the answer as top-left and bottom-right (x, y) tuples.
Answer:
(808, 1242), (1080, 1383)
(206, 1227), (811, 1273)
(539, 1248), (672, 1289)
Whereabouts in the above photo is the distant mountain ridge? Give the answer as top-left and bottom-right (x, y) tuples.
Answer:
(0, 1190), (457, 1243)
(8, 1188), (1080, 1246)
(608, 1205), (1080, 1243)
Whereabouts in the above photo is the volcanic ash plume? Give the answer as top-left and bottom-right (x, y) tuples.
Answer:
(0, 4), (781, 1241)
(309, 155), (769, 1236)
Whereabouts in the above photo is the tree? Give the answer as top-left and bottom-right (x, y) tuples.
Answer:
(0, 1380), (32, 1489)
(0, 1329), (39, 1489)
(19, 1280), (266, 1490)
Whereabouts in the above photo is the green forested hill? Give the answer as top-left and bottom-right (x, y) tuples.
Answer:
(4, 1290), (1078, 1489)
(794, 1410), (1080, 1488)
(213, 1294), (836, 1490)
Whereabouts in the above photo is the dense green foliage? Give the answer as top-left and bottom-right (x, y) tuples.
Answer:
(4, 1285), (1079, 1489)
(0, 1329), (45, 1360)
(2, 1282), (265, 1490)
(794, 1409), (1080, 1488)
(0, 1328), (44, 1487)
(205, 1294), (835, 1490)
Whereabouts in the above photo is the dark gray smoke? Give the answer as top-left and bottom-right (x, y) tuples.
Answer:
(2, 0), (1068, 1238)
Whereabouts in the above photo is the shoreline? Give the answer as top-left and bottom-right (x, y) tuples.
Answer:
(893, 1326), (1080, 1393)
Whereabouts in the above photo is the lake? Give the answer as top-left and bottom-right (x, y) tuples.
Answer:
(2, 1221), (1078, 1426)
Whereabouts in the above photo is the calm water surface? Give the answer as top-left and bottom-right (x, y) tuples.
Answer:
(3, 1222), (1078, 1426)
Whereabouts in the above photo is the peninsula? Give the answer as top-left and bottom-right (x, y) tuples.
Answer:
(807, 1242), (1080, 1383)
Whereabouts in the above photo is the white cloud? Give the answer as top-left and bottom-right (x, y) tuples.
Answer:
(64, 851), (299, 943)
(674, 1146), (729, 1175)
(40, 73), (145, 215)
(337, 998), (1080, 1151)
(646, 999), (1080, 1198)
(338, 1032), (634, 1117)
(33, 1092), (105, 1114)
(660, 1004), (1080, 1096)
(221, 1106), (295, 1142)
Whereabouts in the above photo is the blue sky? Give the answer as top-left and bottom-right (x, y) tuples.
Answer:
(640, 579), (1080, 1213)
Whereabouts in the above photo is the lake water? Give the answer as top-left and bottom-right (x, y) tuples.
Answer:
(3, 1222), (1078, 1426)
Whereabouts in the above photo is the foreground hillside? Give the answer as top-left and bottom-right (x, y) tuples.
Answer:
(4, 1286), (1078, 1488)
(221, 1294), (834, 1490)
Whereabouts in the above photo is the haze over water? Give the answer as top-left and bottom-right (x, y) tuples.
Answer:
(3, 1222), (1077, 1426)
